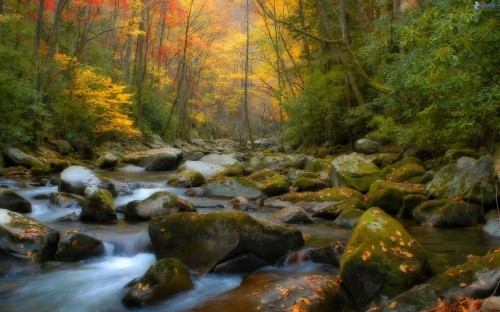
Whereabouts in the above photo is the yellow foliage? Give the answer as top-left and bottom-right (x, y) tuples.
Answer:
(72, 68), (140, 137)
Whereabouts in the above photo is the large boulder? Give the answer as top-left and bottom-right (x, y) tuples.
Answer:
(55, 232), (105, 260)
(293, 176), (329, 192)
(258, 174), (291, 197)
(412, 199), (484, 227)
(355, 138), (383, 155)
(2, 147), (49, 170)
(182, 160), (225, 178)
(122, 148), (183, 171)
(274, 187), (364, 204)
(312, 198), (366, 220)
(249, 153), (307, 172)
(426, 156), (497, 206)
(168, 169), (206, 188)
(96, 152), (119, 170)
(80, 185), (116, 223)
(200, 153), (240, 166)
(49, 139), (73, 155)
(365, 180), (425, 214)
(148, 211), (304, 273)
(380, 283), (438, 312)
(340, 208), (430, 306)
(122, 258), (193, 307)
(385, 163), (426, 183)
(331, 153), (382, 192)
(124, 191), (196, 221)
(190, 271), (353, 312)
(60, 166), (117, 197)
(0, 209), (59, 264)
(204, 177), (263, 199)
(0, 188), (32, 213)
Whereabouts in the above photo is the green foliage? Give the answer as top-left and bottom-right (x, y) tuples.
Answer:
(367, 0), (500, 149)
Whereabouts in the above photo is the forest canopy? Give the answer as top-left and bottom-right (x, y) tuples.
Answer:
(0, 0), (498, 151)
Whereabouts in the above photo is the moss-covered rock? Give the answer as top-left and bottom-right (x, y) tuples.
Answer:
(385, 163), (426, 183)
(293, 176), (329, 192)
(443, 148), (483, 165)
(304, 158), (326, 173)
(426, 156), (496, 206)
(247, 169), (279, 182)
(181, 160), (226, 178)
(122, 258), (193, 307)
(429, 249), (500, 299)
(2, 147), (49, 170)
(273, 206), (313, 224)
(168, 169), (206, 188)
(60, 166), (117, 197)
(355, 138), (383, 155)
(366, 153), (400, 168)
(380, 283), (438, 312)
(0, 209), (59, 265)
(148, 211), (304, 273)
(205, 177), (263, 199)
(312, 198), (366, 220)
(340, 208), (430, 307)
(366, 180), (425, 214)
(55, 232), (105, 260)
(331, 153), (382, 192)
(275, 187), (363, 203)
(96, 152), (119, 170)
(412, 199), (484, 227)
(80, 185), (116, 223)
(248, 153), (307, 172)
(334, 208), (364, 229)
(0, 188), (32, 213)
(259, 174), (290, 197)
(397, 194), (429, 220)
(307, 242), (345, 267)
(122, 147), (183, 171)
(124, 191), (196, 221)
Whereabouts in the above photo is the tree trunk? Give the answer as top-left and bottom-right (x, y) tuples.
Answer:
(33, 0), (45, 145)
(242, 0), (255, 151)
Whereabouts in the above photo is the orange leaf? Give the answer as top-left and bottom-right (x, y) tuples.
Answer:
(389, 236), (397, 242)
(400, 264), (408, 272)
(396, 231), (401, 237)
(389, 301), (397, 309)
(361, 251), (371, 261)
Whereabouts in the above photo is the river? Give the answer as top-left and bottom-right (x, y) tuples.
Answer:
(0, 171), (498, 311)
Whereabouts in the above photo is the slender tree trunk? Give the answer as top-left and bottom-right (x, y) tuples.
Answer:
(242, 0), (255, 150)
(33, 0), (45, 145)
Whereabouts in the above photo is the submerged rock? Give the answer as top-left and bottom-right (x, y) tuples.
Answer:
(331, 153), (382, 192)
(55, 232), (105, 260)
(60, 166), (117, 197)
(0, 188), (32, 213)
(308, 242), (346, 267)
(124, 191), (196, 221)
(340, 208), (430, 306)
(413, 199), (483, 227)
(80, 185), (116, 223)
(122, 258), (193, 307)
(148, 211), (304, 273)
(0, 209), (59, 264)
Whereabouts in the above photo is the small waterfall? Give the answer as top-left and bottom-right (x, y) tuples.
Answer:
(103, 232), (152, 256)
(282, 249), (311, 267)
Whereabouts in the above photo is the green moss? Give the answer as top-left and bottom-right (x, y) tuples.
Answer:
(366, 180), (425, 214)
(385, 163), (426, 183)
(169, 169), (206, 187)
(276, 187), (363, 203)
(259, 174), (290, 197)
(248, 169), (278, 182)
(293, 177), (328, 192)
(222, 163), (245, 177)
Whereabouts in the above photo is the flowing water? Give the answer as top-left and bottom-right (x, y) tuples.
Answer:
(0, 172), (499, 312)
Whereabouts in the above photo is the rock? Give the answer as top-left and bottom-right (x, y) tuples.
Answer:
(55, 233), (105, 260)
(494, 147), (500, 183)
(205, 177), (263, 199)
(253, 138), (274, 148)
(248, 169), (279, 182)
(182, 160), (225, 178)
(55, 213), (80, 223)
(397, 194), (429, 220)
(482, 297), (500, 312)
(331, 153), (382, 192)
(110, 179), (133, 196)
(312, 198), (366, 220)
(212, 253), (269, 274)
(355, 138), (383, 155)
(366, 180), (425, 214)
(0, 209), (59, 263)
(273, 206), (313, 224)
(304, 158), (326, 172)
(148, 211), (304, 273)
(228, 196), (250, 210)
(168, 169), (206, 187)
(443, 148), (482, 165)
(60, 166), (117, 197)
(122, 148), (183, 171)
(485, 209), (500, 222)
(96, 152), (119, 169)
(334, 208), (364, 229)
(429, 250), (500, 299)
(49, 192), (84, 208)
(144, 134), (167, 149)
(340, 208), (430, 306)
(2, 147), (49, 170)
(124, 191), (196, 221)
(80, 185), (116, 223)
(190, 271), (353, 312)
(122, 258), (193, 307)
(308, 242), (345, 267)
(274, 187), (364, 204)
(259, 174), (290, 197)
(386, 163), (426, 183)
(366, 153), (400, 168)
(49, 159), (71, 173)
(200, 153), (240, 166)
(381, 283), (438, 312)
(249, 153), (307, 172)
(413, 199), (483, 227)
(0, 188), (32, 213)
(484, 220), (500, 238)
(293, 176), (329, 192)
(426, 156), (496, 206)
(49, 139), (73, 155)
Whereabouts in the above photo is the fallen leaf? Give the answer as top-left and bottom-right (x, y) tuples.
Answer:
(396, 230), (401, 237)
(361, 251), (371, 261)
(380, 241), (385, 247)
(373, 209), (380, 214)
(399, 241), (405, 246)
(400, 264), (408, 272)
(381, 246), (388, 252)
(26, 251), (32, 257)
(371, 245), (375, 250)
(406, 252), (414, 258)
(459, 283), (466, 288)
(389, 236), (397, 242)
(389, 301), (398, 309)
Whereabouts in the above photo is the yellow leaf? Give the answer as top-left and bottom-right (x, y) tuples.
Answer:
(26, 251), (32, 257)
(396, 230), (401, 237)
(400, 264), (408, 272)
(361, 251), (371, 261)
(406, 252), (414, 258)
(459, 283), (466, 288)
(389, 301), (398, 309)
(399, 241), (406, 246)
(382, 246), (388, 252)
(371, 245), (375, 250)
(373, 209), (380, 214)
(389, 236), (397, 242)
(379, 241), (385, 247)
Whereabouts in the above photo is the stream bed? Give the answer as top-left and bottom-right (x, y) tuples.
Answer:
(0, 171), (499, 312)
